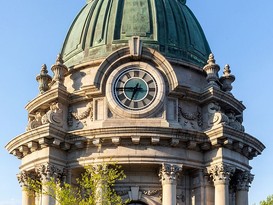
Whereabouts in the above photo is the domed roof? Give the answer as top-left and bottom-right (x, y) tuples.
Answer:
(61, 0), (211, 67)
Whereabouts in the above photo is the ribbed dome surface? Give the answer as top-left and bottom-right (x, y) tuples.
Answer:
(61, 0), (211, 67)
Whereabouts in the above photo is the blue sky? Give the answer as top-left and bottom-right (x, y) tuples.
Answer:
(0, 1), (272, 204)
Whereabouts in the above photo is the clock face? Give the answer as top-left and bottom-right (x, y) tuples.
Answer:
(113, 68), (157, 110)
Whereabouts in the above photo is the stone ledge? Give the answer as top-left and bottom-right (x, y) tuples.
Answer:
(25, 86), (69, 114)
(205, 124), (265, 159)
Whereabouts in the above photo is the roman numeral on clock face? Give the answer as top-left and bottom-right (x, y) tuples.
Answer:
(118, 93), (126, 101)
(134, 71), (139, 77)
(125, 73), (131, 79)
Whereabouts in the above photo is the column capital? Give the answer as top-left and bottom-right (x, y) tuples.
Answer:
(207, 163), (235, 185)
(17, 171), (30, 187)
(236, 171), (254, 191)
(36, 163), (65, 182)
(159, 163), (183, 185)
(17, 170), (38, 187)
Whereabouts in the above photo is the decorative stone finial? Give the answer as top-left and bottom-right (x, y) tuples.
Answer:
(207, 53), (216, 64)
(51, 54), (68, 87)
(220, 64), (235, 94)
(56, 53), (64, 65)
(36, 64), (52, 94)
(203, 53), (220, 88)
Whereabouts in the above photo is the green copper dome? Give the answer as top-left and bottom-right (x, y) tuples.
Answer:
(61, 0), (211, 67)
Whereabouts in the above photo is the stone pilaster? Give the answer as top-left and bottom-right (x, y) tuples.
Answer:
(208, 164), (235, 205)
(17, 171), (36, 205)
(159, 163), (182, 205)
(235, 171), (254, 205)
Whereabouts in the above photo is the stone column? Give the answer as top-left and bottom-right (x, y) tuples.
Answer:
(37, 163), (64, 205)
(159, 163), (182, 205)
(17, 171), (35, 205)
(204, 174), (214, 205)
(22, 185), (35, 205)
(91, 164), (108, 205)
(208, 164), (235, 205)
(235, 171), (254, 205)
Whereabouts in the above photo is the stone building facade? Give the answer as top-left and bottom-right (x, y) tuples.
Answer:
(6, 0), (264, 205)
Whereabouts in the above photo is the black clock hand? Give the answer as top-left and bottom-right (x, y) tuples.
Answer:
(130, 83), (139, 100)
(116, 87), (135, 91)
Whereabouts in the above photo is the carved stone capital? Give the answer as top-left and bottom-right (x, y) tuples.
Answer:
(236, 171), (254, 191)
(159, 163), (183, 185)
(17, 171), (37, 187)
(208, 164), (235, 185)
(36, 163), (64, 182)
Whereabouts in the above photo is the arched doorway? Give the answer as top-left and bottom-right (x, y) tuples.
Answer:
(128, 202), (147, 205)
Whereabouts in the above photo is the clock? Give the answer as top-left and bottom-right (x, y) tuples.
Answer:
(113, 68), (157, 110)
(106, 62), (165, 118)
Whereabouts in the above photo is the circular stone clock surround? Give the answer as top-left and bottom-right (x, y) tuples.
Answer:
(106, 62), (165, 118)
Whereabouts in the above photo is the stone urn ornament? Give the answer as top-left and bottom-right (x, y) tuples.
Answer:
(203, 53), (220, 88)
(36, 64), (52, 94)
(220, 64), (235, 94)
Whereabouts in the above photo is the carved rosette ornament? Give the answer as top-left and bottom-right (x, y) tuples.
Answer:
(236, 171), (254, 191)
(51, 54), (68, 87)
(36, 64), (52, 94)
(42, 102), (64, 127)
(208, 164), (235, 185)
(203, 53), (220, 88)
(220, 64), (235, 94)
(159, 163), (183, 185)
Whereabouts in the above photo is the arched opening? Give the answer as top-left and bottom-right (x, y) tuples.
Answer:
(127, 201), (147, 205)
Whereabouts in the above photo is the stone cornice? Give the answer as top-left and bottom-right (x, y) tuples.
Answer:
(6, 124), (67, 159)
(200, 87), (245, 113)
(6, 124), (264, 161)
(170, 85), (245, 114)
(66, 126), (208, 147)
(25, 86), (69, 114)
(205, 124), (265, 159)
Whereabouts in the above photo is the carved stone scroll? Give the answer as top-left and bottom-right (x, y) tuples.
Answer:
(26, 112), (44, 131)
(207, 102), (229, 127)
(42, 102), (64, 127)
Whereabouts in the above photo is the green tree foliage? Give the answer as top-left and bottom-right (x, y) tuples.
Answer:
(260, 195), (273, 205)
(26, 163), (127, 205)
